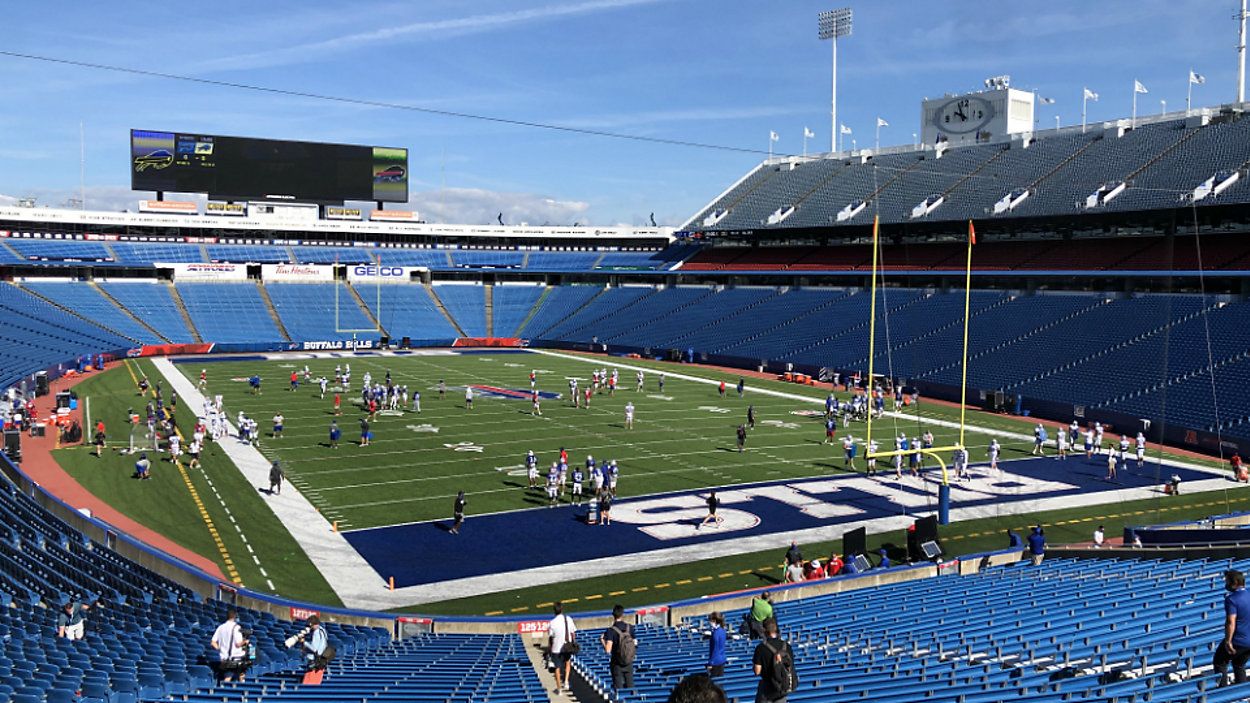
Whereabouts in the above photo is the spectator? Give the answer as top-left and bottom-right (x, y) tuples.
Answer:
(93, 420), (106, 457)
(133, 452), (151, 480)
(826, 553), (843, 577)
(600, 604), (635, 690)
(746, 592), (772, 640)
(1215, 569), (1250, 686)
(1233, 453), (1246, 482)
(548, 602), (577, 694)
(56, 598), (89, 640)
(1027, 526), (1046, 566)
(706, 612), (728, 678)
(1006, 529), (1022, 549)
(752, 617), (795, 703)
(804, 559), (824, 580)
(1092, 525), (1105, 549)
(668, 674), (728, 703)
(785, 541), (802, 566)
(843, 554), (861, 575)
(211, 608), (246, 683)
(783, 559), (804, 583)
(292, 615), (327, 670)
(877, 548), (891, 569)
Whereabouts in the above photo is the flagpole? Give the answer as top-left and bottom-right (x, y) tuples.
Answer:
(1132, 84), (1138, 128)
(1188, 70), (1194, 111)
(1082, 91), (1088, 133)
(865, 215), (880, 452)
(875, 121), (881, 151)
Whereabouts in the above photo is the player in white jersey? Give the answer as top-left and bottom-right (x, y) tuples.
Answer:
(866, 439), (879, 477)
(624, 402), (635, 429)
(569, 379), (579, 407)
(636, 370), (645, 392)
(214, 394), (224, 412)
(1083, 429), (1095, 459)
(526, 450), (539, 489)
(187, 439), (201, 469)
(546, 464), (560, 506)
(593, 465), (606, 494)
(1093, 422), (1104, 454)
(1117, 435), (1130, 465)
(1135, 432), (1147, 468)
(319, 376), (328, 399)
(167, 433), (181, 461)
(571, 466), (584, 504)
(953, 447), (969, 481)
(988, 438), (1000, 473)
(1069, 420), (1080, 445)
(1056, 428), (1068, 459)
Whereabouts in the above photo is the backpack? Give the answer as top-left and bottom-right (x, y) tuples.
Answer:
(763, 640), (798, 696)
(615, 623), (636, 665)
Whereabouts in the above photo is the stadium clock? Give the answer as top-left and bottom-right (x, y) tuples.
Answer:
(934, 96), (994, 135)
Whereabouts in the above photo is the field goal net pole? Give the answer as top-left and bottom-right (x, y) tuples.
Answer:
(334, 253), (384, 342)
(863, 217), (976, 524)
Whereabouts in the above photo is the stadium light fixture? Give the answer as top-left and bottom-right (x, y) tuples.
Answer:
(818, 8), (853, 154)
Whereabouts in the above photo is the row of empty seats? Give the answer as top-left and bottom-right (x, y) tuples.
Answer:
(686, 113), (1250, 231)
(575, 558), (1242, 703)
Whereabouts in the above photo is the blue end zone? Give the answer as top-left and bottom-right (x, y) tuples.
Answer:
(342, 456), (1217, 589)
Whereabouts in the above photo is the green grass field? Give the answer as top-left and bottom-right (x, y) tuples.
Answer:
(49, 349), (1245, 615)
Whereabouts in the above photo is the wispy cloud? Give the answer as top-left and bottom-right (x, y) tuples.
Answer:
(198, 0), (669, 73)
(407, 187), (590, 226)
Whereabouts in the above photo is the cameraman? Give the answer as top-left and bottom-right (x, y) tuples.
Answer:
(210, 608), (249, 683)
(289, 615), (328, 670)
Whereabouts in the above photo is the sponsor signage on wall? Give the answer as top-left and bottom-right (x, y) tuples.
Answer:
(261, 263), (334, 282)
(159, 262), (248, 281)
(368, 209), (418, 222)
(206, 201), (247, 216)
(325, 207), (362, 220)
(138, 200), (198, 214)
(346, 264), (425, 283)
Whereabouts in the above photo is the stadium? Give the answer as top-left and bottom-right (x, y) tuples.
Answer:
(4, 3), (1250, 703)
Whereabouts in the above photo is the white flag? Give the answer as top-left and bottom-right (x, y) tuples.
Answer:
(876, 117), (889, 128)
(840, 124), (853, 135)
(1039, 97), (1055, 105)
(769, 130), (779, 142)
(1189, 70), (1206, 85)
(803, 127), (815, 139)
(1083, 88), (1099, 101)
(1134, 80), (1149, 94)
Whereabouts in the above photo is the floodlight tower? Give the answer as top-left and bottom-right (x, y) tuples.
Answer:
(819, 8), (853, 153)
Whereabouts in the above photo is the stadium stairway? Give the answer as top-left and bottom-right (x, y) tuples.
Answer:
(485, 283), (495, 337)
(255, 280), (294, 343)
(10, 282), (143, 346)
(522, 286), (608, 340)
(165, 282), (204, 343)
(89, 281), (171, 343)
(424, 283), (468, 337)
(345, 282), (389, 338)
(512, 286), (552, 337)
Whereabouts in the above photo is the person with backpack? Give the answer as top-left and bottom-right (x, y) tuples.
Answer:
(548, 601), (577, 694)
(601, 604), (636, 690)
(752, 617), (798, 703)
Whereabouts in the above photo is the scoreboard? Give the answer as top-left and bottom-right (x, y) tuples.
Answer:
(130, 130), (408, 203)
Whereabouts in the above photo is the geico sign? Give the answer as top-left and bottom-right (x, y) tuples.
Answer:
(351, 265), (407, 278)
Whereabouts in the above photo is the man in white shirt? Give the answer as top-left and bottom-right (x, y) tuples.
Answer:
(211, 608), (246, 682)
(1093, 525), (1105, 548)
(548, 602), (577, 694)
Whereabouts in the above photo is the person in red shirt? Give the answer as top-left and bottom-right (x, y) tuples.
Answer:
(1233, 453), (1246, 482)
(290, 371), (300, 392)
(826, 553), (843, 576)
(93, 420), (106, 457)
(718, 381), (726, 398)
(333, 394), (342, 416)
(805, 560), (825, 580)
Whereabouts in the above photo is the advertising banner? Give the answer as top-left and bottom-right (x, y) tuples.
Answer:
(159, 262), (247, 281)
(369, 209), (418, 222)
(325, 207), (362, 221)
(138, 200), (198, 214)
(261, 263), (334, 282)
(346, 264), (425, 283)
(206, 202), (247, 216)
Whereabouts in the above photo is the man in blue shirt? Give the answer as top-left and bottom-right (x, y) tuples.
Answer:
(1027, 526), (1046, 566)
(1216, 569), (1250, 686)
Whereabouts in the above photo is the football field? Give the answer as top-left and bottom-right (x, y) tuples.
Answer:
(177, 349), (932, 532)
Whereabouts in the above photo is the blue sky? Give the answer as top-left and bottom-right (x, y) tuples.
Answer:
(0, 0), (1241, 226)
